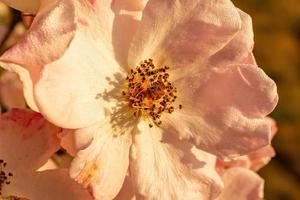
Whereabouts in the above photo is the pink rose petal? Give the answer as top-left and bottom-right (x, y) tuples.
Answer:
(129, 121), (223, 199)
(70, 122), (132, 199)
(7, 169), (93, 200)
(129, 0), (241, 70)
(0, 108), (60, 171)
(209, 9), (254, 67)
(216, 168), (264, 200)
(163, 65), (278, 158)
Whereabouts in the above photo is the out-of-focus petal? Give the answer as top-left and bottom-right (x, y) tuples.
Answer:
(129, 0), (241, 71)
(129, 121), (223, 199)
(0, 2), (11, 43)
(1, 22), (26, 52)
(0, 71), (26, 109)
(70, 121), (132, 200)
(0, 0), (41, 14)
(0, 109), (60, 171)
(22, 14), (35, 28)
(6, 169), (93, 200)
(267, 117), (278, 138)
(163, 64), (278, 158)
(216, 168), (264, 200)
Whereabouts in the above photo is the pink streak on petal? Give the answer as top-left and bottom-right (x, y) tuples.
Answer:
(87, 0), (97, 6)
(3, 108), (43, 128)
(78, 18), (89, 27)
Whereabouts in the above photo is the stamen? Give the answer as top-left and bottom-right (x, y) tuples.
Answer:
(124, 59), (181, 127)
(0, 159), (13, 196)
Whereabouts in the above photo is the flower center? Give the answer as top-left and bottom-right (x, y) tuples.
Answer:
(123, 59), (182, 127)
(0, 159), (13, 197)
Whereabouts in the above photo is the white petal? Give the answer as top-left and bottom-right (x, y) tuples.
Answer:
(70, 120), (133, 200)
(129, 0), (241, 69)
(129, 121), (223, 200)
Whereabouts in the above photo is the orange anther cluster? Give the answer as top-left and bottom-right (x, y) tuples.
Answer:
(123, 59), (182, 127)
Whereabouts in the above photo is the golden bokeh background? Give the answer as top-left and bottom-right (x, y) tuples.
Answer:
(234, 0), (300, 199)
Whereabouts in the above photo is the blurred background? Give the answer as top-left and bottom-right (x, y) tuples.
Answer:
(0, 1), (299, 199)
(233, 1), (300, 199)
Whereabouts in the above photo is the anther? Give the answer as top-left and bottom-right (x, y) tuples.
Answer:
(125, 59), (181, 128)
(0, 159), (13, 193)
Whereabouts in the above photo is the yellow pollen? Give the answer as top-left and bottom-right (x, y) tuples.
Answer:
(123, 59), (182, 127)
